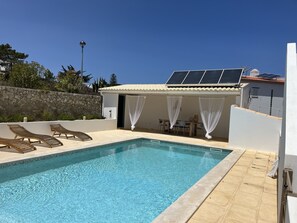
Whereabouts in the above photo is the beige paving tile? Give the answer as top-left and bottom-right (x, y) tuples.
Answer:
(191, 203), (226, 222)
(230, 165), (248, 173)
(243, 150), (257, 156)
(258, 203), (277, 223)
(239, 183), (263, 196)
(223, 217), (254, 223)
(226, 204), (257, 223)
(188, 149), (277, 223)
(251, 164), (268, 171)
(242, 175), (265, 186)
(205, 191), (232, 207)
(188, 218), (214, 223)
(252, 160), (268, 169)
(264, 176), (277, 185)
(233, 191), (260, 209)
(222, 175), (243, 185)
(247, 168), (267, 177)
(236, 158), (253, 167)
(228, 169), (247, 177)
(264, 183), (277, 195)
(257, 220), (274, 223)
(261, 192), (277, 206)
(215, 182), (239, 196)
(255, 153), (270, 160)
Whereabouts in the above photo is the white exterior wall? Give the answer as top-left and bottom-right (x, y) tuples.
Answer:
(279, 43), (297, 223)
(243, 81), (284, 117)
(0, 119), (117, 138)
(228, 105), (281, 152)
(240, 83), (251, 108)
(102, 93), (118, 119)
(124, 95), (237, 139)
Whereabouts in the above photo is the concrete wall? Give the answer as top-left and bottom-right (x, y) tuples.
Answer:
(279, 43), (297, 223)
(0, 86), (102, 120)
(0, 119), (117, 138)
(123, 95), (237, 139)
(228, 105), (281, 152)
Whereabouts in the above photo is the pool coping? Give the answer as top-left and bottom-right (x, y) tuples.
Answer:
(153, 147), (244, 223)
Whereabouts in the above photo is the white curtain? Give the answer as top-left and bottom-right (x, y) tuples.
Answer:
(199, 97), (225, 139)
(127, 95), (146, 130)
(167, 96), (182, 129)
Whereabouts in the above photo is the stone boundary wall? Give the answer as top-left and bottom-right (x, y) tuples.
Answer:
(0, 86), (102, 120)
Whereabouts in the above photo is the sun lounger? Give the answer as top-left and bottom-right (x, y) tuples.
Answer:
(50, 124), (92, 141)
(0, 137), (36, 153)
(8, 124), (63, 148)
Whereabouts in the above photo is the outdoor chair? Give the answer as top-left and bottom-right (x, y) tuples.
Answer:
(174, 120), (190, 135)
(50, 124), (92, 141)
(0, 137), (36, 153)
(8, 124), (63, 148)
(158, 119), (169, 133)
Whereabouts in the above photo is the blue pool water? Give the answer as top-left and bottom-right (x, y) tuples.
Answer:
(0, 139), (230, 223)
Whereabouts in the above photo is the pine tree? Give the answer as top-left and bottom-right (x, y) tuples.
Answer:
(109, 73), (118, 86)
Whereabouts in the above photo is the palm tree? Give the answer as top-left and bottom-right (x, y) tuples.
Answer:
(56, 65), (92, 93)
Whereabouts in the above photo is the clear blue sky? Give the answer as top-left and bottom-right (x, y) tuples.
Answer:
(1, 0), (296, 84)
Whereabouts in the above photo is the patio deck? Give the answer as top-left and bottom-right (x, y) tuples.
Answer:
(0, 129), (277, 223)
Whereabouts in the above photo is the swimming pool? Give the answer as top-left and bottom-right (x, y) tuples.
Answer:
(0, 138), (231, 223)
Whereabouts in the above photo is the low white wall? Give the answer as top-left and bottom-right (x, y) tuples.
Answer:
(228, 105), (281, 152)
(0, 119), (117, 138)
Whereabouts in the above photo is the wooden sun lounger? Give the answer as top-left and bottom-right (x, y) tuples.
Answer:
(8, 124), (63, 148)
(0, 137), (36, 153)
(50, 124), (92, 141)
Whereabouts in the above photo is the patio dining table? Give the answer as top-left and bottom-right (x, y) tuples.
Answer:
(159, 119), (202, 137)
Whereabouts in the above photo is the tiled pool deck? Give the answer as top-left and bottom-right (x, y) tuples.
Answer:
(0, 129), (277, 223)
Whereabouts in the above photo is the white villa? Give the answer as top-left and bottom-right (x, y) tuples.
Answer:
(100, 43), (297, 222)
(0, 43), (296, 223)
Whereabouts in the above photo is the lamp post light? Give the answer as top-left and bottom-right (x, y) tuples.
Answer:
(80, 40), (86, 76)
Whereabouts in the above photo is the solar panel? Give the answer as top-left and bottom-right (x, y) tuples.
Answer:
(182, 71), (205, 84)
(166, 71), (188, 85)
(165, 68), (244, 87)
(200, 70), (223, 84)
(219, 69), (243, 84)
(257, 73), (280, 79)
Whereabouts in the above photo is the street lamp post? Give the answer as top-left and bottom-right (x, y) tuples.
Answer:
(80, 40), (86, 76)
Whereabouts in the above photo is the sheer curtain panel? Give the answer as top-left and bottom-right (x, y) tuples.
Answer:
(167, 96), (182, 129)
(199, 97), (225, 139)
(127, 95), (146, 130)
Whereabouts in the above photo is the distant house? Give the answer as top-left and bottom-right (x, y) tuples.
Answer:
(241, 70), (284, 117)
(0, 59), (10, 76)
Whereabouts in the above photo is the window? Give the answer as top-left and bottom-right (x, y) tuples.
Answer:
(250, 87), (259, 98)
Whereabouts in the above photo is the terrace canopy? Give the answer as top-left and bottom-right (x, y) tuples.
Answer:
(100, 83), (248, 139)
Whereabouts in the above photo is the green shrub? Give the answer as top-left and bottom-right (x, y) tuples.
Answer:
(85, 114), (102, 119)
(42, 110), (54, 121)
(57, 113), (75, 120)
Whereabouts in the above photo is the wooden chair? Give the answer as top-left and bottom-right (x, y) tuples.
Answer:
(0, 137), (36, 153)
(8, 124), (63, 148)
(50, 124), (92, 141)
(158, 119), (169, 133)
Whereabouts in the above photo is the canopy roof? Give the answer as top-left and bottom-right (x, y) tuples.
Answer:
(100, 84), (247, 96)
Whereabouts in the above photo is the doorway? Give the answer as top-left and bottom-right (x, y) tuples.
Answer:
(117, 95), (126, 128)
